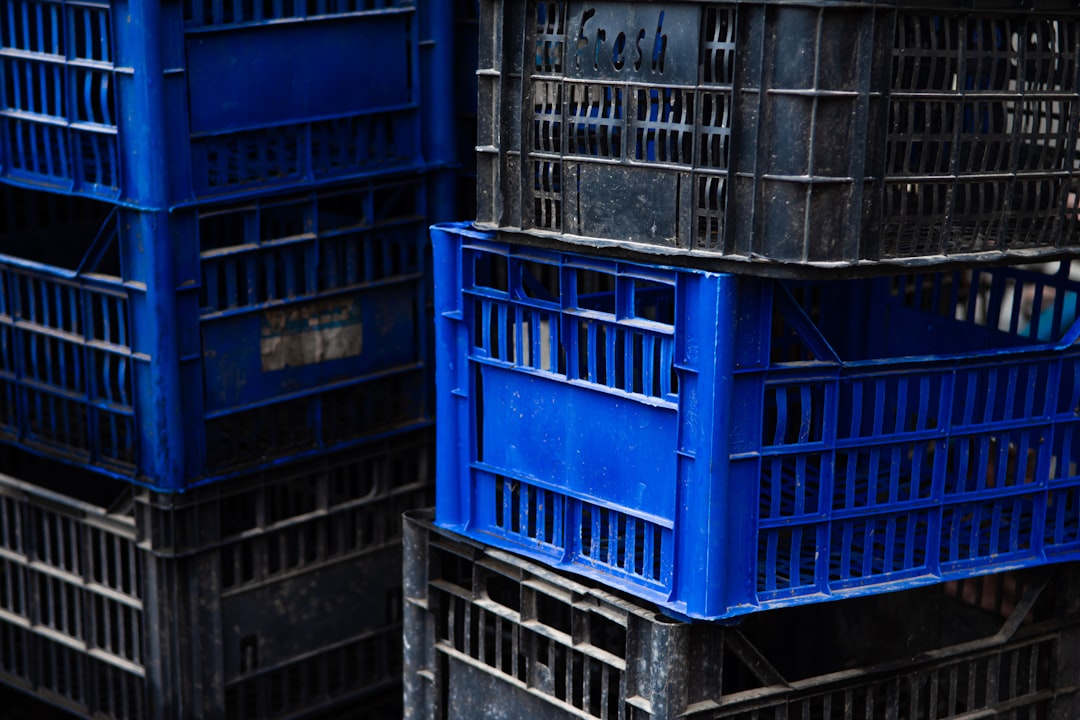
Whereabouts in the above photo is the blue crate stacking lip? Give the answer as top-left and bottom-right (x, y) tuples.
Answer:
(0, 0), (453, 209)
(433, 221), (1080, 620)
(0, 180), (431, 492)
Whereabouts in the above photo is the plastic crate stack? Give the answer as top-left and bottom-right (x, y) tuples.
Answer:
(405, 511), (1080, 719)
(414, 0), (1080, 717)
(0, 0), (453, 716)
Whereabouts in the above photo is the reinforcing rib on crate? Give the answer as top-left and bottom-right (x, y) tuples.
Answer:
(0, 431), (432, 720)
(434, 221), (1080, 620)
(477, 0), (1080, 273)
(0, 0), (453, 209)
(404, 511), (1080, 720)
(0, 180), (431, 491)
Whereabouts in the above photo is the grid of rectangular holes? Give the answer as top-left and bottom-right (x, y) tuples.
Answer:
(538, 84), (733, 167)
(466, 250), (679, 401)
(198, 180), (425, 318)
(0, 490), (143, 669)
(0, 0), (120, 188)
(887, 15), (1080, 181)
(486, 473), (669, 587)
(434, 550), (629, 720)
(0, 264), (136, 467)
(883, 14), (1080, 257)
(751, 258), (1080, 598)
(527, 3), (736, 239)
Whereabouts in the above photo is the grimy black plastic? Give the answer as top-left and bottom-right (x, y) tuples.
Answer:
(476, 0), (1080, 276)
(404, 511), (1080, 720)
(0, 433), (432, 720)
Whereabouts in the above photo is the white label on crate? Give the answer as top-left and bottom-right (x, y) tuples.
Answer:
(260, 297), (363, 371)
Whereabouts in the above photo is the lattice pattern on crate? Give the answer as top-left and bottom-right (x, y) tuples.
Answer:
(718, 637), (1056, 720)
(432, 549), (632, 720)
(224, 626), (403, 720)
(0, 488), (142, 674)
(524, 2), (733, 239)
(484, 5), (1080, 262)
(466, 254), (678, 401)
(0, 624), (143, 719)
(439, 227), (1080, 617)
(0, 434), (429, 718)
(750, 265), (1080, 599)
(420, 524), (1064, 720)
(198, 182), (423, 316)
(205, 369), (426, 472)
(884, 16), (1080, 258)
(0, 0), (424, 203)
(0, 267), (135, 468)
(475, 471), (673, 592)
(191, 112), (418, 198)
(0, 0), (119, 191)
(0, 178), (427, 483)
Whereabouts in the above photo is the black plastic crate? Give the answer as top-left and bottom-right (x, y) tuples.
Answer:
(0, 682), (402, 720)
(476, 0), (1080, 276)
(455, 0), (481, 220)
(0, 431), (433, 720)
(404, 510), (1080, 720)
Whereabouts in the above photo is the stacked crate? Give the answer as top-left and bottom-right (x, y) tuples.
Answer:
(472, 1), (1080, 269)
(415, 0), (1080, 716)
(0, 0), (453, 716)
(0, 438), (430, 718)
(405, 511), (1080, 720)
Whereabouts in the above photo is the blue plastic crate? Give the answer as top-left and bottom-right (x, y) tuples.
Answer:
(0, 0), (453, 210)
(0, 179), (431, 491)
(433, 221), (1080, 620)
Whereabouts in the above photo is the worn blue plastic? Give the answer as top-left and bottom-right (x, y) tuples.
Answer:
(0, 181), (431, 491)
(433, 221), (1080, 620)
(0, 0), (450, 210)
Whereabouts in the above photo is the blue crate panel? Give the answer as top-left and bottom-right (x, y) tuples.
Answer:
(0, 180), (431, 490)
(432, 221), (1080, 620)
(0, 0), (451, 208)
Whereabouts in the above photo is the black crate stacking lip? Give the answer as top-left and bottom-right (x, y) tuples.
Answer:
(476, 0), (1080, 277)
(404, 510), (1080, 720)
